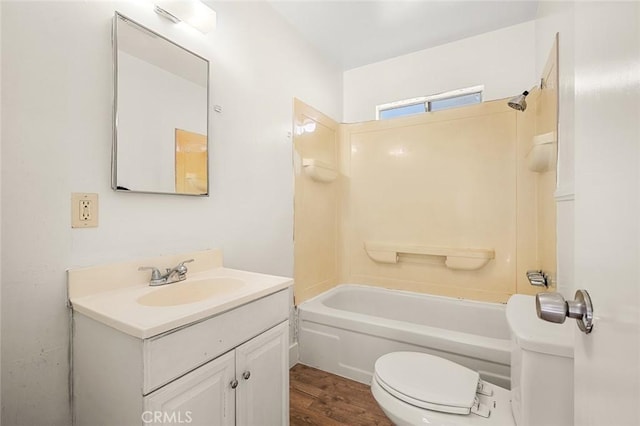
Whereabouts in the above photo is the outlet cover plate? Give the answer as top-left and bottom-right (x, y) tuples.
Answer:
(71, 193), (99, 228)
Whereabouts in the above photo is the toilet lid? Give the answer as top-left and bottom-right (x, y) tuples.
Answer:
(374, 352), (480, 415)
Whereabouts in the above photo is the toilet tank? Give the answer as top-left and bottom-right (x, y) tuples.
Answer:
(506, 294), (574, 426)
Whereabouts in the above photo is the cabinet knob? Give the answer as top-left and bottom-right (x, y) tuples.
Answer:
(230, 379), (239, 389)
(242, 371), (251, 380)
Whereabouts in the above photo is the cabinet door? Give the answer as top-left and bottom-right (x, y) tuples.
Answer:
(144, 351), (235, 426)
(236, 321), (289, 426)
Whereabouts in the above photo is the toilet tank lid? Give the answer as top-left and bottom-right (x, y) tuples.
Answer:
(506, 294), (574, 358)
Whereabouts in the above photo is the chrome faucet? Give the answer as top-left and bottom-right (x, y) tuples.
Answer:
(138, 259), (194, 286)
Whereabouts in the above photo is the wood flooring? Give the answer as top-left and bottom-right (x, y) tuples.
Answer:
(290, 364), (393, 426)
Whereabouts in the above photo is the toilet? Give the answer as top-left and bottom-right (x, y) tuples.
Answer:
(371, 294), (574, 426)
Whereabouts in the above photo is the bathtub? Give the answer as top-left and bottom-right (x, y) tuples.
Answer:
(297, 284), (511, 389)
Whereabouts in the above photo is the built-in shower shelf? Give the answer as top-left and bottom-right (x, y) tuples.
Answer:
(302, 158), (338, 183)
(528, 131), (557, 172)
(364, 242), (495, 270)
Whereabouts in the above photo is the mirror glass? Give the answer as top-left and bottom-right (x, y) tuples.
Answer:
(113, 13), (209, 196)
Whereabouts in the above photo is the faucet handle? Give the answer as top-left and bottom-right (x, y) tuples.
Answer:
(138, 266), (162, 281)
(176, 259), (194, 274)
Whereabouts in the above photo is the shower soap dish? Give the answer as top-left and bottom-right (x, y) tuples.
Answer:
(364, 242), (495, 271)
(527, 132), (556, 172)
(302, 158), (338, 183)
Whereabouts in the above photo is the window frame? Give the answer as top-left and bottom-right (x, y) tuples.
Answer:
(375, 85), (484, 120)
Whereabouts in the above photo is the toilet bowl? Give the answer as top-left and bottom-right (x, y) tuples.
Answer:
(371, 294), (574, 426)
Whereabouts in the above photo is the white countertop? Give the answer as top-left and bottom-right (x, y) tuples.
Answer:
(70, 267), (292, 339)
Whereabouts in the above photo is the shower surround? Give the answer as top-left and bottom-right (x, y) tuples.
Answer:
(293, 92), (556, 304)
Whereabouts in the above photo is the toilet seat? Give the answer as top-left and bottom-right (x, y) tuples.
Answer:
(374, 352), (480, 415)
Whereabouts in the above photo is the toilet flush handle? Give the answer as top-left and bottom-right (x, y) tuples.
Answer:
(536, 289), (594, 334)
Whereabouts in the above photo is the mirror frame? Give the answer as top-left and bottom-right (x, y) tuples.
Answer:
(111, 12), (210, 197)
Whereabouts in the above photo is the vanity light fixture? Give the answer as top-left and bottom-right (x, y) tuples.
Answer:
(155, 0), (217, 34)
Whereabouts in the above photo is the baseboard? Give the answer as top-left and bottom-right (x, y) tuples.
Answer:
(555, 186), (575, 202)
(289, 342), (299, 369)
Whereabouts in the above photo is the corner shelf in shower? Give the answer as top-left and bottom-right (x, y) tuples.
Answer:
(527, 131), (557, 172)
(364, 242), (495, 271)
(302, 159), (338, 183)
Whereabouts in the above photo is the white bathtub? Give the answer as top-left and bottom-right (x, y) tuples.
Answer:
(298, 284), (511, 389)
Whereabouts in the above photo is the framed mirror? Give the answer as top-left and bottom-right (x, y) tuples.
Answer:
(112, 12), (209, 196)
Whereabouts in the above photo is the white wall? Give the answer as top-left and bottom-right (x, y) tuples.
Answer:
(0, 2), (3, 423)
(535, 2), (575, 298)
(117, 51), (207, 193)
(0, 1), (341, 424)
(343, 20), (536, 123)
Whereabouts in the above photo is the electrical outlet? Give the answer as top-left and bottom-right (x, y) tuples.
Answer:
(72, 193), (98, 228)
(80, 200), (92, 221)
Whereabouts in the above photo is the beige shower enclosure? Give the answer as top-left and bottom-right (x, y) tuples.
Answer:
(293, 40), (557, 304)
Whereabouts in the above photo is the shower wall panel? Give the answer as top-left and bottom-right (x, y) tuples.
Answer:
(293, 99), (341, 303)
(341, 101), (523, 302)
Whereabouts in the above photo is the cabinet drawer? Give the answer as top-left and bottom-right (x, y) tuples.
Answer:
(143, 289), (288, 394)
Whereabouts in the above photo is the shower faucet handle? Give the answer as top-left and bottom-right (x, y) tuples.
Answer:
(526, 270), (549, 287)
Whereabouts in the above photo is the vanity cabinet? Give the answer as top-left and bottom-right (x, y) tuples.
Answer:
(72, 289), (289, 426)
(143, 322), (289, 426)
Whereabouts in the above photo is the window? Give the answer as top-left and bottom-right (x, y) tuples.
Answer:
(376, 85), (484, 120)
(429, 91), (482, 112)
(378, 102), (426, 120)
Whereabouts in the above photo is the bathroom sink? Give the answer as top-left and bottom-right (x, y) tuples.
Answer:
(137, 277), (245, 307)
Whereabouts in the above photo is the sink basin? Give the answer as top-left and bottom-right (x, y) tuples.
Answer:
(137, 277), (245, 307)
